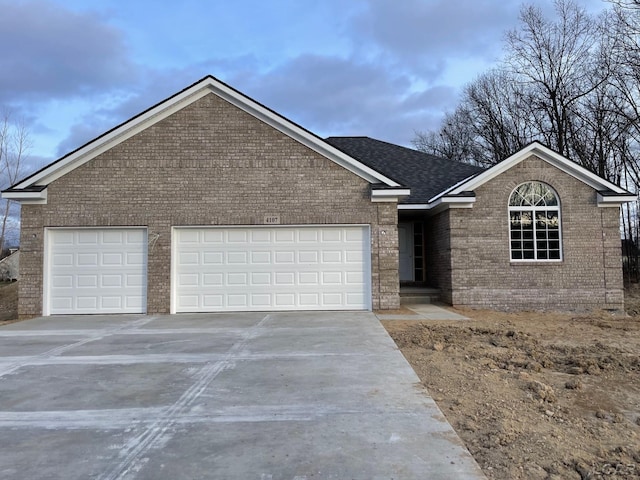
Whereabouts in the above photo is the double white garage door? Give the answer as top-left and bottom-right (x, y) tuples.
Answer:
(45, 226), (371, 315)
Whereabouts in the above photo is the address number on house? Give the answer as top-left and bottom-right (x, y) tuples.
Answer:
(263, 215), (281, 225)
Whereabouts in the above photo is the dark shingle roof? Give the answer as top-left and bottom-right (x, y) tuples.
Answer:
(325, 136), (485, 204)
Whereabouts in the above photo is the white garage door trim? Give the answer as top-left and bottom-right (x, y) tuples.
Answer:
(171, 225), (371, 313)
(43, 227), (148, 315)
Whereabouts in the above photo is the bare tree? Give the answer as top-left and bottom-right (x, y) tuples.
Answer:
(413, 107), (481, 165)
(413, 70), (536, 167)
(415, 0), (622, 174)
(505, 1), (607, 159)
(0, 112), (29, 254)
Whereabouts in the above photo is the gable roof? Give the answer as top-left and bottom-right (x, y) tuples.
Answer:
(3, 76), (404, 204)
(437, 141), (635, 207)
(325, 136), (484, 204)
(327, 138), (634, 210)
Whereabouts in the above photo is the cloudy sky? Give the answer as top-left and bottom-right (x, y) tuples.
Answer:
(1, 0), (608, 177)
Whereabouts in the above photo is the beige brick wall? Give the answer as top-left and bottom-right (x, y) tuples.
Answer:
(18, 93), (400, 317)
(444, 155), (624, 311)
(423, 210), (453, 302)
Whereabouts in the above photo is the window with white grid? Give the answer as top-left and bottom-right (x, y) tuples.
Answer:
(509, 182), (562, 261)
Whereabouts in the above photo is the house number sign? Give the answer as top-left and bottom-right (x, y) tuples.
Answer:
(264, 215), (280, 225)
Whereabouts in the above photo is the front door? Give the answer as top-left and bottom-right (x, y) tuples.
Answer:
(398, 223), (414, 282)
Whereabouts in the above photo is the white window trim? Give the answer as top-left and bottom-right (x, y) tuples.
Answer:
(508, 183), (563, 263)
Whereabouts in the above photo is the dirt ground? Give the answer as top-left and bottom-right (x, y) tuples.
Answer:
(383, 293), (640, 480)
(0, 281), (18, 324)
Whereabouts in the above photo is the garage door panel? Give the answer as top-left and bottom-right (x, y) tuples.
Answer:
(203, 273), (224, 286)
(77, 231), (99, 244)
(228, 294), (248, 307)
(251, 230), (271, 242)
(274, 251), (295, 263)
(51, 297), (73, 310)
(77, 275), (98, 288)
(53, 254), (74, 266)
(52, 275), (73, 288)
(102, 253), (123, 266)
(227, 273), (248, 285)
(126, 252), (146, 265)
(102, 275), (123, 288)
(251, 272), (270, 285)
(173, 226), (370, 312)
(274, 230), (295, 242)
(203, 252), (223, 264)
(100, 296), (122, 309)
(298, 251), (318, 263)
(126, 230), (146, 243)
(251, 294), (271, 306)
(299, 272), (319, 285)
(298, 229), (318, 242)
(179, 295), (199, 308)
(322, 251), (342, 263)
(46, 228), (147, 315)
(227, 251), (248, 264)
(274, 272), (295, 285)
(126, 274), (145, 288)
(77, 296), (98, 310)
(125, 296), (145, 309)
(300, 293), (319, 306)
(322, 293), (343, 306)
(322, 272), (342, 285)
(77, 253), (98, 266)
(102, 231), (123, 244)
(179, 252), (200, 265)
(251, 251), (271, 263)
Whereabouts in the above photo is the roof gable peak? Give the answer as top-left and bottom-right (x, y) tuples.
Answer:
(443, 141), (635, 201)
(6, 76), (400, 198)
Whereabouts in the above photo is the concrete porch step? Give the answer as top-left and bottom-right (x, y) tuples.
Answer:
(400, 287), (441, 305)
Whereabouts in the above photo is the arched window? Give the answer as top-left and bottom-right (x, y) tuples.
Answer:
(509, 182), (561, 261)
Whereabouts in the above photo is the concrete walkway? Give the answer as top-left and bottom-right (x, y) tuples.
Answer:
(0, 312), (485, 479)
(377, 303), (470, 321)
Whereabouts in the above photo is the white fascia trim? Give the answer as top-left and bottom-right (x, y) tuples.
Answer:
(16, 77), (400, 190)
(398, 204), (430, 210)
(2, 189), (47, 204)
(16, 88), (212, 189)
(371, 188), (411, 202)
(431, 196), (476, 209)
(597, 192), (637, 207)
(397, 195), (476, 211)
(447, 143), (631, 196)
(427, 173), (480, 204)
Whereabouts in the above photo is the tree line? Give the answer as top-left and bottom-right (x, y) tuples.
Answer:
(414, 0), (640, 281)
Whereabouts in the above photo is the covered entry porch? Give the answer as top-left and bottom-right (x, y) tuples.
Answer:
(398, 214), (445, 304)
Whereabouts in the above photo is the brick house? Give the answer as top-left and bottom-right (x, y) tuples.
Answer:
(3, 76), (635, 317)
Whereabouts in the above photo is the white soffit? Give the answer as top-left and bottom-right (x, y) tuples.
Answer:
(2, 189), (47, 204)
(598, 192), (637, 206)
(371, 188), (411, 202)
(13, 77), (399, 190)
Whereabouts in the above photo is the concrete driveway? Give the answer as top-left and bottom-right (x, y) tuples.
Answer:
(0, 312), (485, 479)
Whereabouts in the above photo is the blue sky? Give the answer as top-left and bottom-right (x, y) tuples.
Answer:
(1, 0), (608, 177)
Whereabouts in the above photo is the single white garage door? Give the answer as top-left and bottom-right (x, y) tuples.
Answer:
(172, 226), (370, 312)
(45, 228), (147, 315)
